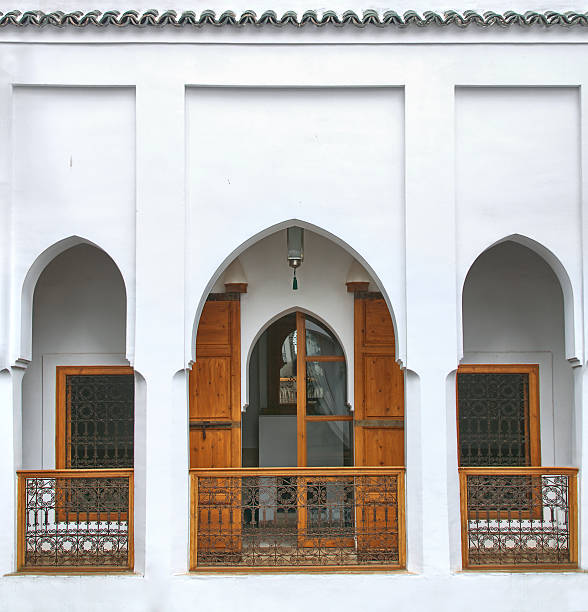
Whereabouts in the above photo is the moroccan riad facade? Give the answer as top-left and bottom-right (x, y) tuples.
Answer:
(1, 3), (588, 610)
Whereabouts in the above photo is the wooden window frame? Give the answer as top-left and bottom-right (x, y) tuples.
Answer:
(456, 363), (540, 468)
(56, 365), (135, 470)
(296, 311), (351, 467)
(457, 364), (541, 520)
(55, 366), (134, 522)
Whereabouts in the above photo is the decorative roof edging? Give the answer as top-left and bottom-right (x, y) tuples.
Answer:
(1, 9), (588, 28)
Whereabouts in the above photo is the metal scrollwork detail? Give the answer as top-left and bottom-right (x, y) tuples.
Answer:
(465, 473), (573, 567)
(23, 475), (131, 569)
(195, 474), (401, 568)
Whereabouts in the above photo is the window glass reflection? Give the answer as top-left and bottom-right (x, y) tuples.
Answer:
(305, 317), (343, 357)
(306, 362), (347, 416)
(307, 421), (353, 466)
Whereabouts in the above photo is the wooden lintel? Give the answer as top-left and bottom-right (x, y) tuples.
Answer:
(346, 281), (370, 293)
(224, 282), (248, 294)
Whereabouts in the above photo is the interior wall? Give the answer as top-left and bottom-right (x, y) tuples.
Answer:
(21, 244), (127, 468)
(462, 241), (574, 465)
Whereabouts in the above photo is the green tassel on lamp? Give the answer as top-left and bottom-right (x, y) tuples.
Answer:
(293, 269), (298, 290)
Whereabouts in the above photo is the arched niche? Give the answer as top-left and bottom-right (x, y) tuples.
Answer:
(21, 243), (129, 469)
(459, 233), (578, 363)
(190, 223), (401, 411)
(461, 238), (574, 465)
(19, 235), (133, 365)
(189, 224), (405, 470)
(189, 219), (402, 369)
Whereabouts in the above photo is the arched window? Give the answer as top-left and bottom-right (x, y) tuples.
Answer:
(243, 311), (351, 467)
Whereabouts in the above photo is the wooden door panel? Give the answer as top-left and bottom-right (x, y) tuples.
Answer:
(363, 299), (395, 346)
(190, 299), (241, 562)
(196, 301), (232, 346)
(364, 355), (404, 418)
(190, 357), (232, 420)
(360, 429), (404, 467)
(354, 295), (404, 553)
(190, 429), (235, 469)
(189, 299), (240, 467)
(354, 296), (405, 468)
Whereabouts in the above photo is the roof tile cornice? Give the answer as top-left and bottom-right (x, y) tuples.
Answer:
(1, 8), (588, 28)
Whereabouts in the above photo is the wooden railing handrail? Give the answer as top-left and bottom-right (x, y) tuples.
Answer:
(17, 468), (134, 478)
(459, 466), (578, 476)
(189, 466), (405, 477)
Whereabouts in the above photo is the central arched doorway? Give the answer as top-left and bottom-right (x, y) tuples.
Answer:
(243, 311), (351, 468)
(188, 226), (406, 570)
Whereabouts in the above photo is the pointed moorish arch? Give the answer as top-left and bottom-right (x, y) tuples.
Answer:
(18, 235), (132, 365)
(188, 219), (405, 472)
(459, 233), (580, 364)
(189, 218), (401, 367)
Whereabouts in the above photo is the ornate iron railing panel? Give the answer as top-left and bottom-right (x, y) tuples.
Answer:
(190, 467), (405, 570)
(17, 469), (134, 572)
(460, 467), (578, 569)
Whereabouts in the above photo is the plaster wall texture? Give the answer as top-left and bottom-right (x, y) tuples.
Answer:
(0, 22), (587, 612)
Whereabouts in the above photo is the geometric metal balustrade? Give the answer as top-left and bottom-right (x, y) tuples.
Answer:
(17, 470), (134, 572)
(459, 467), (578, 569)
(190, 467), (405, 571)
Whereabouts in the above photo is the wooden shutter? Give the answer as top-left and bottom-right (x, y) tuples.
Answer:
(354, 296), (404, 557)
(189, 299), (241, 468)
(354, 296), (404, 467)
(190, 299), (242, 560)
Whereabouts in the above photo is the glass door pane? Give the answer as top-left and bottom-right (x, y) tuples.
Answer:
(243, 313), (298, 467)
(306, 421), (353, 466)
(306, 361), (347, 416)
(305, 316), (344, 356)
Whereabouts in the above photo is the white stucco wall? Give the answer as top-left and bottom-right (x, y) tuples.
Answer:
(186, 86), (406, 366)
(11, 86), (136, 366)
(0, 7), (588, 610)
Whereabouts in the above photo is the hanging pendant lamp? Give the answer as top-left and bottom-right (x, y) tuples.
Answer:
(287, 226), (304, 290)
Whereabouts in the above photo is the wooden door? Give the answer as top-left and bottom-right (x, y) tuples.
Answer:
(353, 295), (404, 556)
(190, 299), (241, 557)
(354, 296), (404, 466)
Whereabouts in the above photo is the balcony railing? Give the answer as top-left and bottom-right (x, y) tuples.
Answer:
(459, 467), (578, 570)
(17, 469), (134, 572)
(189, 467), (405, 571)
